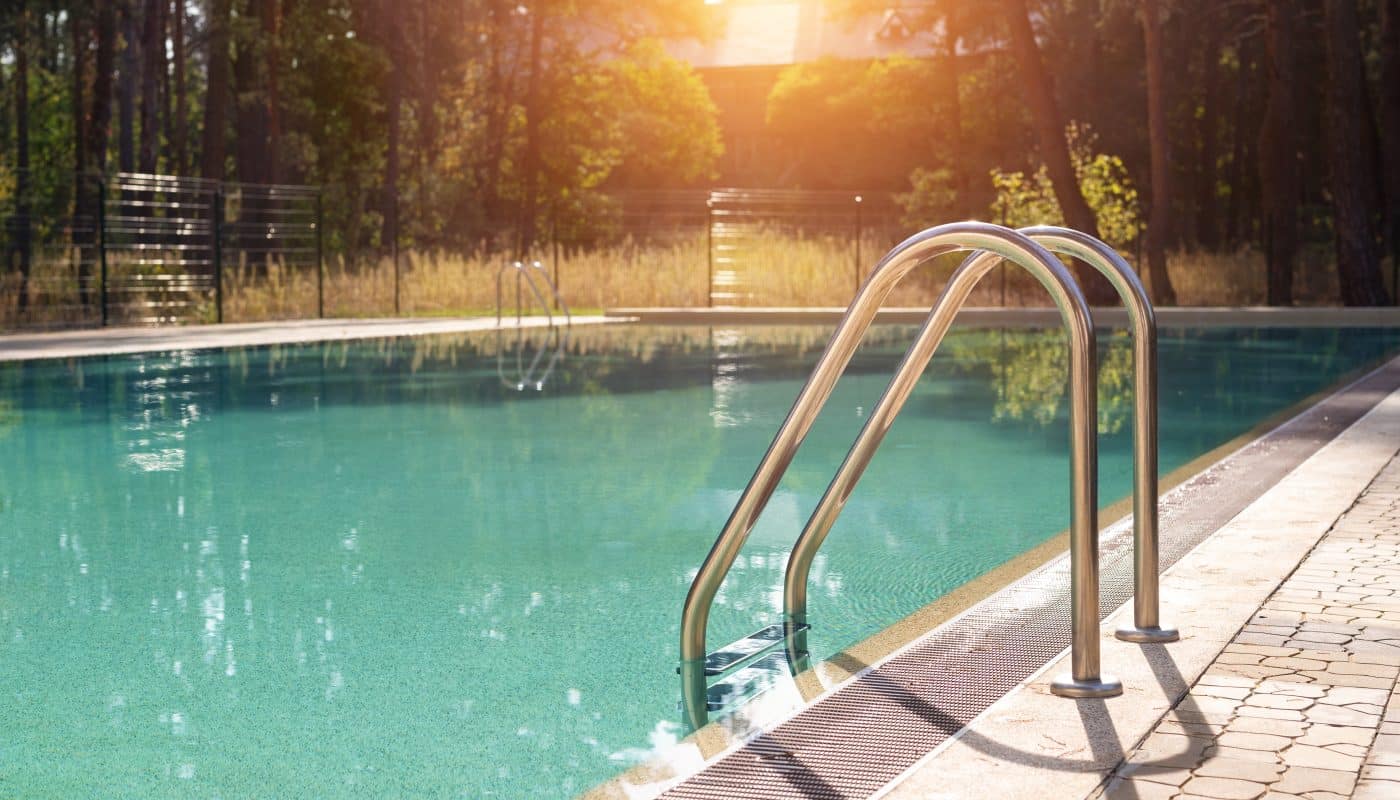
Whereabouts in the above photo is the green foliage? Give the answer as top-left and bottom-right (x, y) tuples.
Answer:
(987, 124), (1144, 249)
(894, 167), (959, 228)
(607, 40), (723, 185)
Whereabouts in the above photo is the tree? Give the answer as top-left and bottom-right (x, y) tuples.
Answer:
(200, 0), (231, 179)
(1323, 0), (1388, 305)
(1000, 0), (1114, 304)
(1259, 0), (1300, 306)
(1139, 0), (1178, 305)
(13, 2), (32, 311)
(1381, 0), (1400, 274)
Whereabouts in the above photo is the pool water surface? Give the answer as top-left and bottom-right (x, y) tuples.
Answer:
(1, 324), (1397, 797)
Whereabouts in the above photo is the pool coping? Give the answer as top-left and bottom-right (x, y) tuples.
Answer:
(607, 306), (1400, 328)
(0, 315), (621, 363)
(583, 351), (1400, 799)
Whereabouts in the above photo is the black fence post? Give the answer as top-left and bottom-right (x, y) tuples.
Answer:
(213, 187), (224, 324)
(98, 178), (109, 327)
(392, 194), (401, 316)
(853, 194), (863, 296)
(706, 198), (714, 308)
(316, 190), (325, 319)
(551, 208), (560, 311)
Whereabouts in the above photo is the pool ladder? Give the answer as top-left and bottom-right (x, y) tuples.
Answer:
(679, 222), (1179, 730)
(495, 260), (571, 392)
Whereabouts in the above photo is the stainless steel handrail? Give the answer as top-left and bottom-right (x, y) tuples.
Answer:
(1021, 226), (1176, 644)
(781, 226), (1176, 671)
(495, 260), (572, 391)
(678, 222), (1118, 731)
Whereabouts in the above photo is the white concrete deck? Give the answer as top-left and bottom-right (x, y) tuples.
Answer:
(0, 315), (619, 362)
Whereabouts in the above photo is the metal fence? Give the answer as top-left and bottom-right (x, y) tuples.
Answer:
(0, 171), (322, 330)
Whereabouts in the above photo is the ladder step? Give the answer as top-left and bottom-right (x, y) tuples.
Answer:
(698, 622), (810, 676)
(705, 651), (797, 711)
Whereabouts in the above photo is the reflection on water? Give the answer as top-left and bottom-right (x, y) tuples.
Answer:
(0, 324), (1397, 798)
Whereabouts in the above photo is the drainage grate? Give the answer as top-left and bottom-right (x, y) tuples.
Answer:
(660, 358), (1400, 800)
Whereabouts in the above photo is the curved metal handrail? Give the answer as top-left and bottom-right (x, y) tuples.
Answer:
(1020, 226), (1175, 644)
(679, 221), (1117, 731)
(781, 226), (1176, 670)
(495, 261), (572, 392)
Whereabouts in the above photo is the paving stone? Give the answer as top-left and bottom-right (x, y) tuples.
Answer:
(1279, 744), (1365, 771)
(1362, 764), (1400, 780)
(1179, 776), (1268, 799)
(1215, 732), (1294, 752)
(1128, 733), (1212, 769)
(1119, 763), (1196, 786)
(1316, 686), (1391, 706)
(1194, 757), (1286, 783)
(1260, 657), (1330, 672)
(1236, 706), (1307, 722)
(1100, 776), (1179, 800)
(1256, 683), (1328, 700)
(1207, 746), (1285, 766)
(1303, 704), (1383, 727)
(1355, 778), (1400, 800)
(1245, 694), (1314, 711)
(1294, 724), (1375, 749)
(1270, 766), (1358, 795)
(1226, 717), (1306, 738)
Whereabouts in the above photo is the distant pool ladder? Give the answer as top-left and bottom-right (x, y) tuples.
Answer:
(495, 260), (571, 392)
(678, 222), (1177, 730)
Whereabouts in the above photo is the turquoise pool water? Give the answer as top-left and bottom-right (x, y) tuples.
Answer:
(2, 324), (1398, 797)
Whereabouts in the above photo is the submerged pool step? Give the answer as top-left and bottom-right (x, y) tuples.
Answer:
(704, 651), (795, 712)
(693, 622), (810, 677)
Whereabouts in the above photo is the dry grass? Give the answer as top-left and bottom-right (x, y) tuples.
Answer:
(0, 233), (1380, 329)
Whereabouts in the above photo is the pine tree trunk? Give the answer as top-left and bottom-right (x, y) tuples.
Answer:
(1324, 0), (1388, 305)
(944, 13), (970, 220)
(261, 0), (281, 184)
(1194, 9), (1223, 250)
(1381, 0), (1400, 286)
(1000, 0), (1115, 304)
(200, 0), (230, 180)
(233, 0), (267, 184)
(15, 3), (32, 312)
(172, 0), (186, 175)
(81, 0), (116, 302)
(1259, 0), (1300, 306)
(118, 0), (136, 173)
(1141, 0), (1178, 305)
(139, 0), (163, 173)
(518, 7), (545, 256)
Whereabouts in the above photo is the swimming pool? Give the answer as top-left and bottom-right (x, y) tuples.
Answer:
(2, 324), (1397, 797)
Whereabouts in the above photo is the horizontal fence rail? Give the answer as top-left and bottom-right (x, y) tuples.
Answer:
(0, 171), (322, 330)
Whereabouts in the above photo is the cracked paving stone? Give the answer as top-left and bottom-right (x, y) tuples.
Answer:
(1178, 776), (1268, 799)
(1194, 757), (1286, 783)
(1270, 766), (1358, 795)
(1215, 732), (1294, 752)
(1279, 744), (1365, 771)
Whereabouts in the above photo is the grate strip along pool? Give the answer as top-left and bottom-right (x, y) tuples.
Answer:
(659, 356), (1400, 800)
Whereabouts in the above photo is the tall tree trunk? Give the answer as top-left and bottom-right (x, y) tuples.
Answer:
(518, 6), (545, 256)
(172, 0), (186, 175)
(1324, 0), (1388, 305)
(385, 56), (401, 262)
(1194, 9), (1223, 250)
(71, 5), (88, 200)
(1259, 0), (1300, 306)
(81, 0), (117, 303)
(1382, 0), (1400, 285)
(14, 3), (32, 312)
(480, 0), (509, 243)
(1140, 0), (1178, 305)
(200, 0), (231, 179)
(233, 0), (267, 183)
(261, 0), (281, 184)
(139, 0), (163, 173)
(118, 0), (137, 172)
(943, 12), (970, 220)
(1000, 0), (1114, 304)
